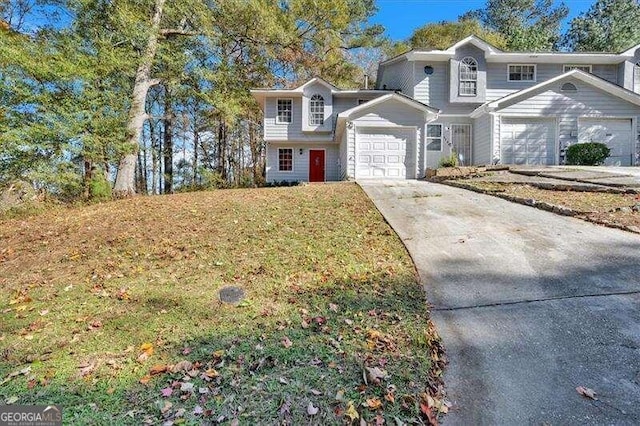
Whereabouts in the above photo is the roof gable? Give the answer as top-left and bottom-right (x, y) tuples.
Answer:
(295, 77), (338, 92)
(471, 69), (640, 117)
(337, 93), (439, 120)
(446, 35), (502, 53)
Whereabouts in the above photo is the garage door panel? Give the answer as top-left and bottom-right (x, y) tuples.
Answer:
(356, 127), (414, 179)
(578, 119), (632, 166)
(501, 118), (556, 165)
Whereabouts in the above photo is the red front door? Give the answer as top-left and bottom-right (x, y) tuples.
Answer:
(309, 150), (325, 182)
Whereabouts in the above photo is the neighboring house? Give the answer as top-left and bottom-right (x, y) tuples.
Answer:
(251, 36), (640, 182)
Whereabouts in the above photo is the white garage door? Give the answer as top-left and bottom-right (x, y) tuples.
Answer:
(578, 119), (633, 166)
(356, 127), (415, 179)
(501, 118), (556, 165)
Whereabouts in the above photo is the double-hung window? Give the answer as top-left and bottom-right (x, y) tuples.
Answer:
(563, 64), (592, 73)
(459, 57), (478, 96)
(278, 148), (293, 172)
(309, 94), (324, 125)
(426, 124), (443, 151)
(508, 65), (536, 82)
(276, 99), (292, 124)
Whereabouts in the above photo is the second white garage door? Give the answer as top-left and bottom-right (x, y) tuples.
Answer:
(356, 127), (415, 179)
(501, 118), (556, 165)
(578, 118), (634, 166)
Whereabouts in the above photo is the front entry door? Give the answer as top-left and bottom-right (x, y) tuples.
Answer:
(309, 150), (325, 182)
(451, 124), (472, 166)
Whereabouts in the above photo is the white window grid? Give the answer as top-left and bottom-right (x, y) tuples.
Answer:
(508, 65), (536, 81)
(277, 99), (292, 124)
(309, 94), (324, 125)
(459, 57), (478, 96)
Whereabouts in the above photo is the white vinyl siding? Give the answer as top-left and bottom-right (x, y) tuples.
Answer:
(264, 97), (333, 142)
(344, 98), (426, 178)
(508, 64), (536, 82)
(377, 59), (414, 97)
(473, 114), (492, 165)
(494, 80), (640, 165)
(267, 143), (340, 182)
(487, 63), (619, 102)
(413, 61), (481, 115)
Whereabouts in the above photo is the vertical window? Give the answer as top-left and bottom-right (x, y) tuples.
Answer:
(309, 94), (324, 125)
(459, 57), (478, 96)
(634, 61), (640, 94)
(276, 99), (292, 124)
(426, 124), (443, 151)
(278, 148), (293, 171)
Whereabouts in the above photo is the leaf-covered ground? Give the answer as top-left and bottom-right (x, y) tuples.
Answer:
(0, 183), (445, 424)
(459, 181), (640, 230)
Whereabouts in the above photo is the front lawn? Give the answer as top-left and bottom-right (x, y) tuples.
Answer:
(0, 183), (444, 424)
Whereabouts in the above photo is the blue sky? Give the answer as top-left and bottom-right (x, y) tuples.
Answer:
(371, 0), (597, 41)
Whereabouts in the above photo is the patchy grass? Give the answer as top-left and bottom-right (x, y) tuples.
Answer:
(458, 181), (640, 230)
(0, 183), (444, 425)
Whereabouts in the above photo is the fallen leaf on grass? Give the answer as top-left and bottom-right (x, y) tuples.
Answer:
(0, 367), (31, 386)
(281, 336), (292, 348)
(420, 402), (438, 426)
(576, 386), (597, 400)
(171, 360), (193, 373)
(161, 387), (173, 397)
(345, 401), (359, 422)
(365, 398), (383, 410)
(139, 375), (152, 385)
(148, 365), (167, 375)
(182, 347), (191, 355)
(328, 303), (338, 312)
(180, 382), (194, 393)
(78, 362), (95, 377)
(307, 402), (319, 416)
(364, 366), (388, 385)
(137, 343), (154, 363)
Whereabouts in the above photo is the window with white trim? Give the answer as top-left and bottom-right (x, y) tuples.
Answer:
(459, 57), (478, 96)
(276, 99), (292, 124)
(563, 64), (592, 73)
(634, 61), (640, 94)
(358, 99), (368, 105)
(278, 148), (293, 171)
(426, 124), (443, 151)
(309, 94), (324, 125)
(508, 65), (536, 81)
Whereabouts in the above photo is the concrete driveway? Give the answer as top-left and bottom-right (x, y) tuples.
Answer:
(360, 180), (640, 425)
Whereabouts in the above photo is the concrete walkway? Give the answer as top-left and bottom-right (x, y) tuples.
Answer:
(360, 180), (640, 425)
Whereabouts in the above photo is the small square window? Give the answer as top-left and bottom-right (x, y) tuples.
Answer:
(277, 99), (292, 124)
(278, 148), (293, 172)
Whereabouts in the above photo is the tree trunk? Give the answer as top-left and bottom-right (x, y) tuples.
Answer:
(113, 0), (165, 197)
(163, 93), (173, 194)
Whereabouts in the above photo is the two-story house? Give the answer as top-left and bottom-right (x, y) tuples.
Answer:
(251, 36), (640, 182)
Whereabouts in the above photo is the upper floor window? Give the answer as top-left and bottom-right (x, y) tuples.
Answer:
(634, 61), (640, 94)
(459, 57), (478, 96)
(564, 64), (592, 73)
(276, 99), (292, 124)
(508, 64), (536, 82)
(358, 99), (369, 105)
(309, 94), (324, 125)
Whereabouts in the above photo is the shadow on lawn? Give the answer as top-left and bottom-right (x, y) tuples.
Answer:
(4, 272), (442, 425)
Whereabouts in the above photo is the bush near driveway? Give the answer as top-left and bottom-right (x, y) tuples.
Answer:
(565, 142), (610, 166)
(0, 183), (445, 424)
